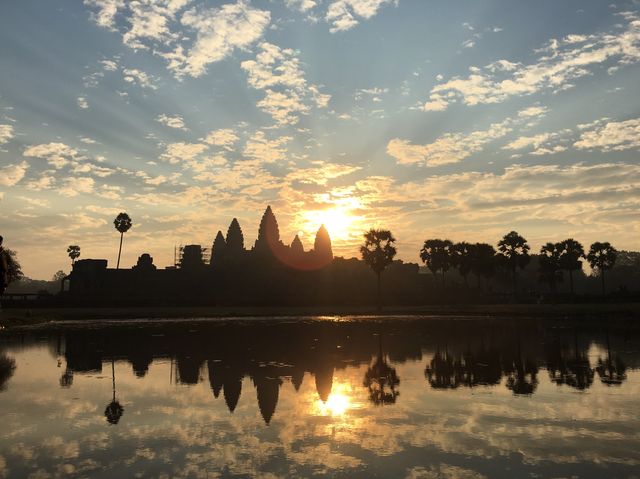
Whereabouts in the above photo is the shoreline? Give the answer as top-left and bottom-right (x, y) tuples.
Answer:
(1, 303), (639, 330)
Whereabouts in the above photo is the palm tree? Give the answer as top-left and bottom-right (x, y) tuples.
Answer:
(451, 242), (473, 287)
(497, 231), (530, 295)
(363, 336), (400, 405)
(419, 239), (453, 285)
(67, 245), (80, 265)
(360, 229), (397, 311)
(113, 212), (132, 270)
(586, 241), (617, 295)
(469, 243), (497, 290)
(538, 242), (563, 296)
(558, 239), (584, 295)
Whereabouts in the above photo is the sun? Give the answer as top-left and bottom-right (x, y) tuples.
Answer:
(300, 200), (363, 244)
(316, 391), (351, 417)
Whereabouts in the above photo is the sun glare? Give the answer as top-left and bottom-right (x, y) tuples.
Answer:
(301, 199), (363, 244)
(317, 391), (351, 417)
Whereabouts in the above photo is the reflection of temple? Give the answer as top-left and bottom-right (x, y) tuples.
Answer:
(65, 205), (422, 306)
(22, 319), (635, 426)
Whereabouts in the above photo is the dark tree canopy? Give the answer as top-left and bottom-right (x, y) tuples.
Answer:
(469, 243), (496, 282)
(52, 270), (67, 282)
(313, 224), (333, 264)
(497, 231), (530, 271)
(538, 242), (563, 293)
(558, 239), (584, 272)
(67, 245), (81, 264)
(4, 249), (23, 283)
(451, 242), (473, 279)
(360, 229), (397, 275)
(226, 218), (245, 253)
(114, 212), (132, 234)
(587, 242), (617, 272)
(419, 239), (453, 278)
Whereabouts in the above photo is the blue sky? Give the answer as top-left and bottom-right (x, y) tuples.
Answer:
(1, 0), (639, 279)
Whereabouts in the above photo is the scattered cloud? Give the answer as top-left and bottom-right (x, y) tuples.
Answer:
(160, 142), (208, 165)
(0, 161), (29, 186)
(241, 42), (330, 124)
(203, 128), (239, 149)
(0, 124), (15, 145)
(574, 117), (640, 152)
(423, 15), (640, 111)
(58, 177), (96, 197)
(77, 96), (89, 109)
(243, 131), (291, 163)
(23, 142), (82, 169)
(326, 0), (398, 33)
(122, 68), (158, 89)
(156, 114), (188, 130)
(285, 0), (317, 12)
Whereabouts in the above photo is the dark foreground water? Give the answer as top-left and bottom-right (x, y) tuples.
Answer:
(0, 316), (639, 478)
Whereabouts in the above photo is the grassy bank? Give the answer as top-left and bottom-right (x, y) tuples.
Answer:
(1, 303), (639, 329)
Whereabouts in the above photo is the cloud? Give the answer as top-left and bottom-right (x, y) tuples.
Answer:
(122, 0), (189, 49)
(0, 161), (29, 186)
(423, 15), (640, 111)
(77, 97), (89, 109)
(326, 0), (398, 33)
(160, 142), (208, 165)
(387, 119), (514, 166)
(0, 124), (14, 145)
(285, 0), (317, 12)
(100, 59), (119, 71)
(203, 128), (239, 148)
(171, 2), (271, 77)
(58, 177), (95, 197)
(574, 118), (640, 152)
(156, 114), (188, 130)
(243, 131), (291, 163)
(241, 42), (330, 124)
(122, 68), (158, 89)
(24, 142), (82, 169)
(83, 0), (124, 30)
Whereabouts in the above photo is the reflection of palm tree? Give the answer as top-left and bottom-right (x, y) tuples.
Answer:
(364, 337), (400, 405)
(425, 348), (460, 389)
(596, 333), (627, 386)
(59, 369), (74, 388)
(104, 358), (124, 425)
(0, 354), (16, 392)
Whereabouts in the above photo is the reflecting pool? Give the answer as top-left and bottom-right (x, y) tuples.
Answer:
(1, 317), (639, 478)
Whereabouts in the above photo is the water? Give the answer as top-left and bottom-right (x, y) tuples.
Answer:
(0, 317), (638, 478)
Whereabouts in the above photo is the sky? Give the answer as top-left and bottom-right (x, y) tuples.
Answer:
(0, 0), (639, 279)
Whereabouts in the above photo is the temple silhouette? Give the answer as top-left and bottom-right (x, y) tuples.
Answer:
(66, 205), (421, 306)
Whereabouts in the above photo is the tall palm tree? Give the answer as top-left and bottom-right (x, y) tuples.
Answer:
(67, 245), (80, 265)
(469, 243), (497, 290)
(419, 239), (453, 285)
(586, 241), (617, 295)
(113, 212), (132, 270)
(497, 231), (530, 295)
(558, 239), (584, 295)
(451, 242), (473, 287)
(538, 242), (563, 296)
(360, 229), (397, 311)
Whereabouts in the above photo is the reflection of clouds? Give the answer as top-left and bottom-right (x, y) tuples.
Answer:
(1, 345), (639, 477)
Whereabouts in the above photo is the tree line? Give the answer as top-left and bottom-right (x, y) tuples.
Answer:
(361, 229), (619, 306)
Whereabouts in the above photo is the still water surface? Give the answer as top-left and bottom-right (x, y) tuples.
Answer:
(0, 317), (639, 478)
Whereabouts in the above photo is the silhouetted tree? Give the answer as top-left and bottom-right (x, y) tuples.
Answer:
(226, 218), (245, 254)
(67, 245), (80, 265)
(360, 229), (397, 310)
(52, 270), (66, 282)
(596, 332), (627, 386)
(497, 231), (530, 295)
(113, 212), (132, 270)
(538, 242), (563, 295)
(313, 225), (333, 266)
(587, 242), (617, 295)
(451, 242), (473, 287)
(558, 239), (584, 295)
(0, 354), (16, 391)
(470, 243), (496, 290)
(210, 231), (226, 266)
(3, 249), (23, 283)
(420, 239), (453, 285)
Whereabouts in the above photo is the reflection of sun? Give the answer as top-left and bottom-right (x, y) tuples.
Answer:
(314, 382), (354, 417)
